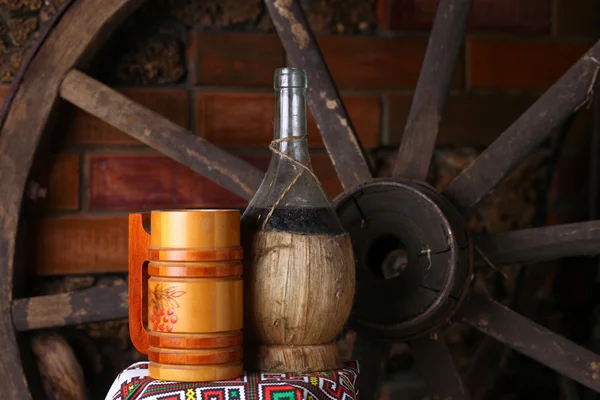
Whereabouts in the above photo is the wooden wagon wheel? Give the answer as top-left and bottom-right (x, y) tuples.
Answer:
(2, 0), (600, 398)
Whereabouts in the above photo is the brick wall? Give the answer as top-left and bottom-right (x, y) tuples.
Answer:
(8, 0), (593, 277)
(0, 1), (592, 397)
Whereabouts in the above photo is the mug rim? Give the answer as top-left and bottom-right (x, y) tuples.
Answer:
(150, 209), (240, 214)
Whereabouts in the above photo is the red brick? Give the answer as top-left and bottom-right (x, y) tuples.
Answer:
(468, 38), (592, 90)
(241, 152), (342, 198)
(88, 152), (342, 210)
(196, 92), (380, 148)
(377, 0), (551, 34)
(553, 0), (597, 37)
(309, 152), (343, 198)
(387, 92), (593, 150)
(88, 153), (244, 210)
(385, 93), (538, 147)
(318, 35), (463, 90)
(189, 31), (285, 87)
(35, 217), (129, 275)
(66, 88), (190, 145)
(43, 154), (80, 211)
(189, 32), (463, 90)
(196, 93), (272, 148)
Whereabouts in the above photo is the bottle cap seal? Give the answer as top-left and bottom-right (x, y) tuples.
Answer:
(274, 68), (307, 89)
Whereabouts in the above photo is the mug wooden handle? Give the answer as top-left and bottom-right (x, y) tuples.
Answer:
(128, 213), (151, 354)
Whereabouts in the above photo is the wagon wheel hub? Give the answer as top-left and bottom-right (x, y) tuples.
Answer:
(335, 179), (472, 341)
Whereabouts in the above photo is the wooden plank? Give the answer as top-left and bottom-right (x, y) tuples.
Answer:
(35, 217), (129, 275)
(0, 0), (144, 397)
(195, 92), (381, 149)
(12, 286), (128, 331)
(42, 153), (80, 211)
(443, 39), (600, 211)
(464, 337), (504, 398)
(458, 294), (600, 392)
(468, 38), (592, 90)
(317, 34), (464, 90)
(385, 93), (538, 147)
(128, 213), (150, 354)
(0, 85), (10, 104)
(475, 221), (600, 266)
(60, 70), (264, 201)
(558, 375), (580, 400)
(188, 31), (285, 86)
(350, 333), (389, 400)
(409, 333), (470, 400)
(265, 0), (372, 191)
(188, 32), (463, 90)
(553, 0), (597, 37)
(67, 88), (190, 145)
(31, 332), (87, 399)
(393, 0), (472, 180)
(87, 152), (342, 211)
(377, 0), (551, 34)
(87, 153), (251, 210)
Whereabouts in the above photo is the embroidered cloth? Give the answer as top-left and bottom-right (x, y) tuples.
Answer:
(104, 361), (360, 400)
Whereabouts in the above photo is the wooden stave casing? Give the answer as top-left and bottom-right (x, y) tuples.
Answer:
(243, 230), (355, 373)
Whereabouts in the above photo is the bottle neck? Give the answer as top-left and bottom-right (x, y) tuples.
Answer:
(273, 87), (309, 163)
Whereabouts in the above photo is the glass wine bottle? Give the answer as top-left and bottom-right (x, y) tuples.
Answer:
(241, 68), (344, 234)
(241, 68), (355, 373)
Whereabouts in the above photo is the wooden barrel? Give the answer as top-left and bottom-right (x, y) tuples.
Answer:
(129, 210), (243, 382)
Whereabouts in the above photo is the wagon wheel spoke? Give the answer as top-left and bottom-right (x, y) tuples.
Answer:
(11, 286), (128, 332)
(443, 40), (600, 212)
(559, 375), (581, 400)
(458, 293), (600, 392)
(59, 70), (263, 200)
(409, 333), (470, 400)
(474, 221), (600, 266)
(264, 0), (372, 191)
(392, 0), (472, 181)
(351, 333), (389, 400)
(464, 337), (504, 397)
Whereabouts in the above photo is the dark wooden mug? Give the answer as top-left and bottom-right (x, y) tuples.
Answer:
(128, 210), (244, 382)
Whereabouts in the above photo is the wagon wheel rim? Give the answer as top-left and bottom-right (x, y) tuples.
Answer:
(1, 1), (600, 400)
